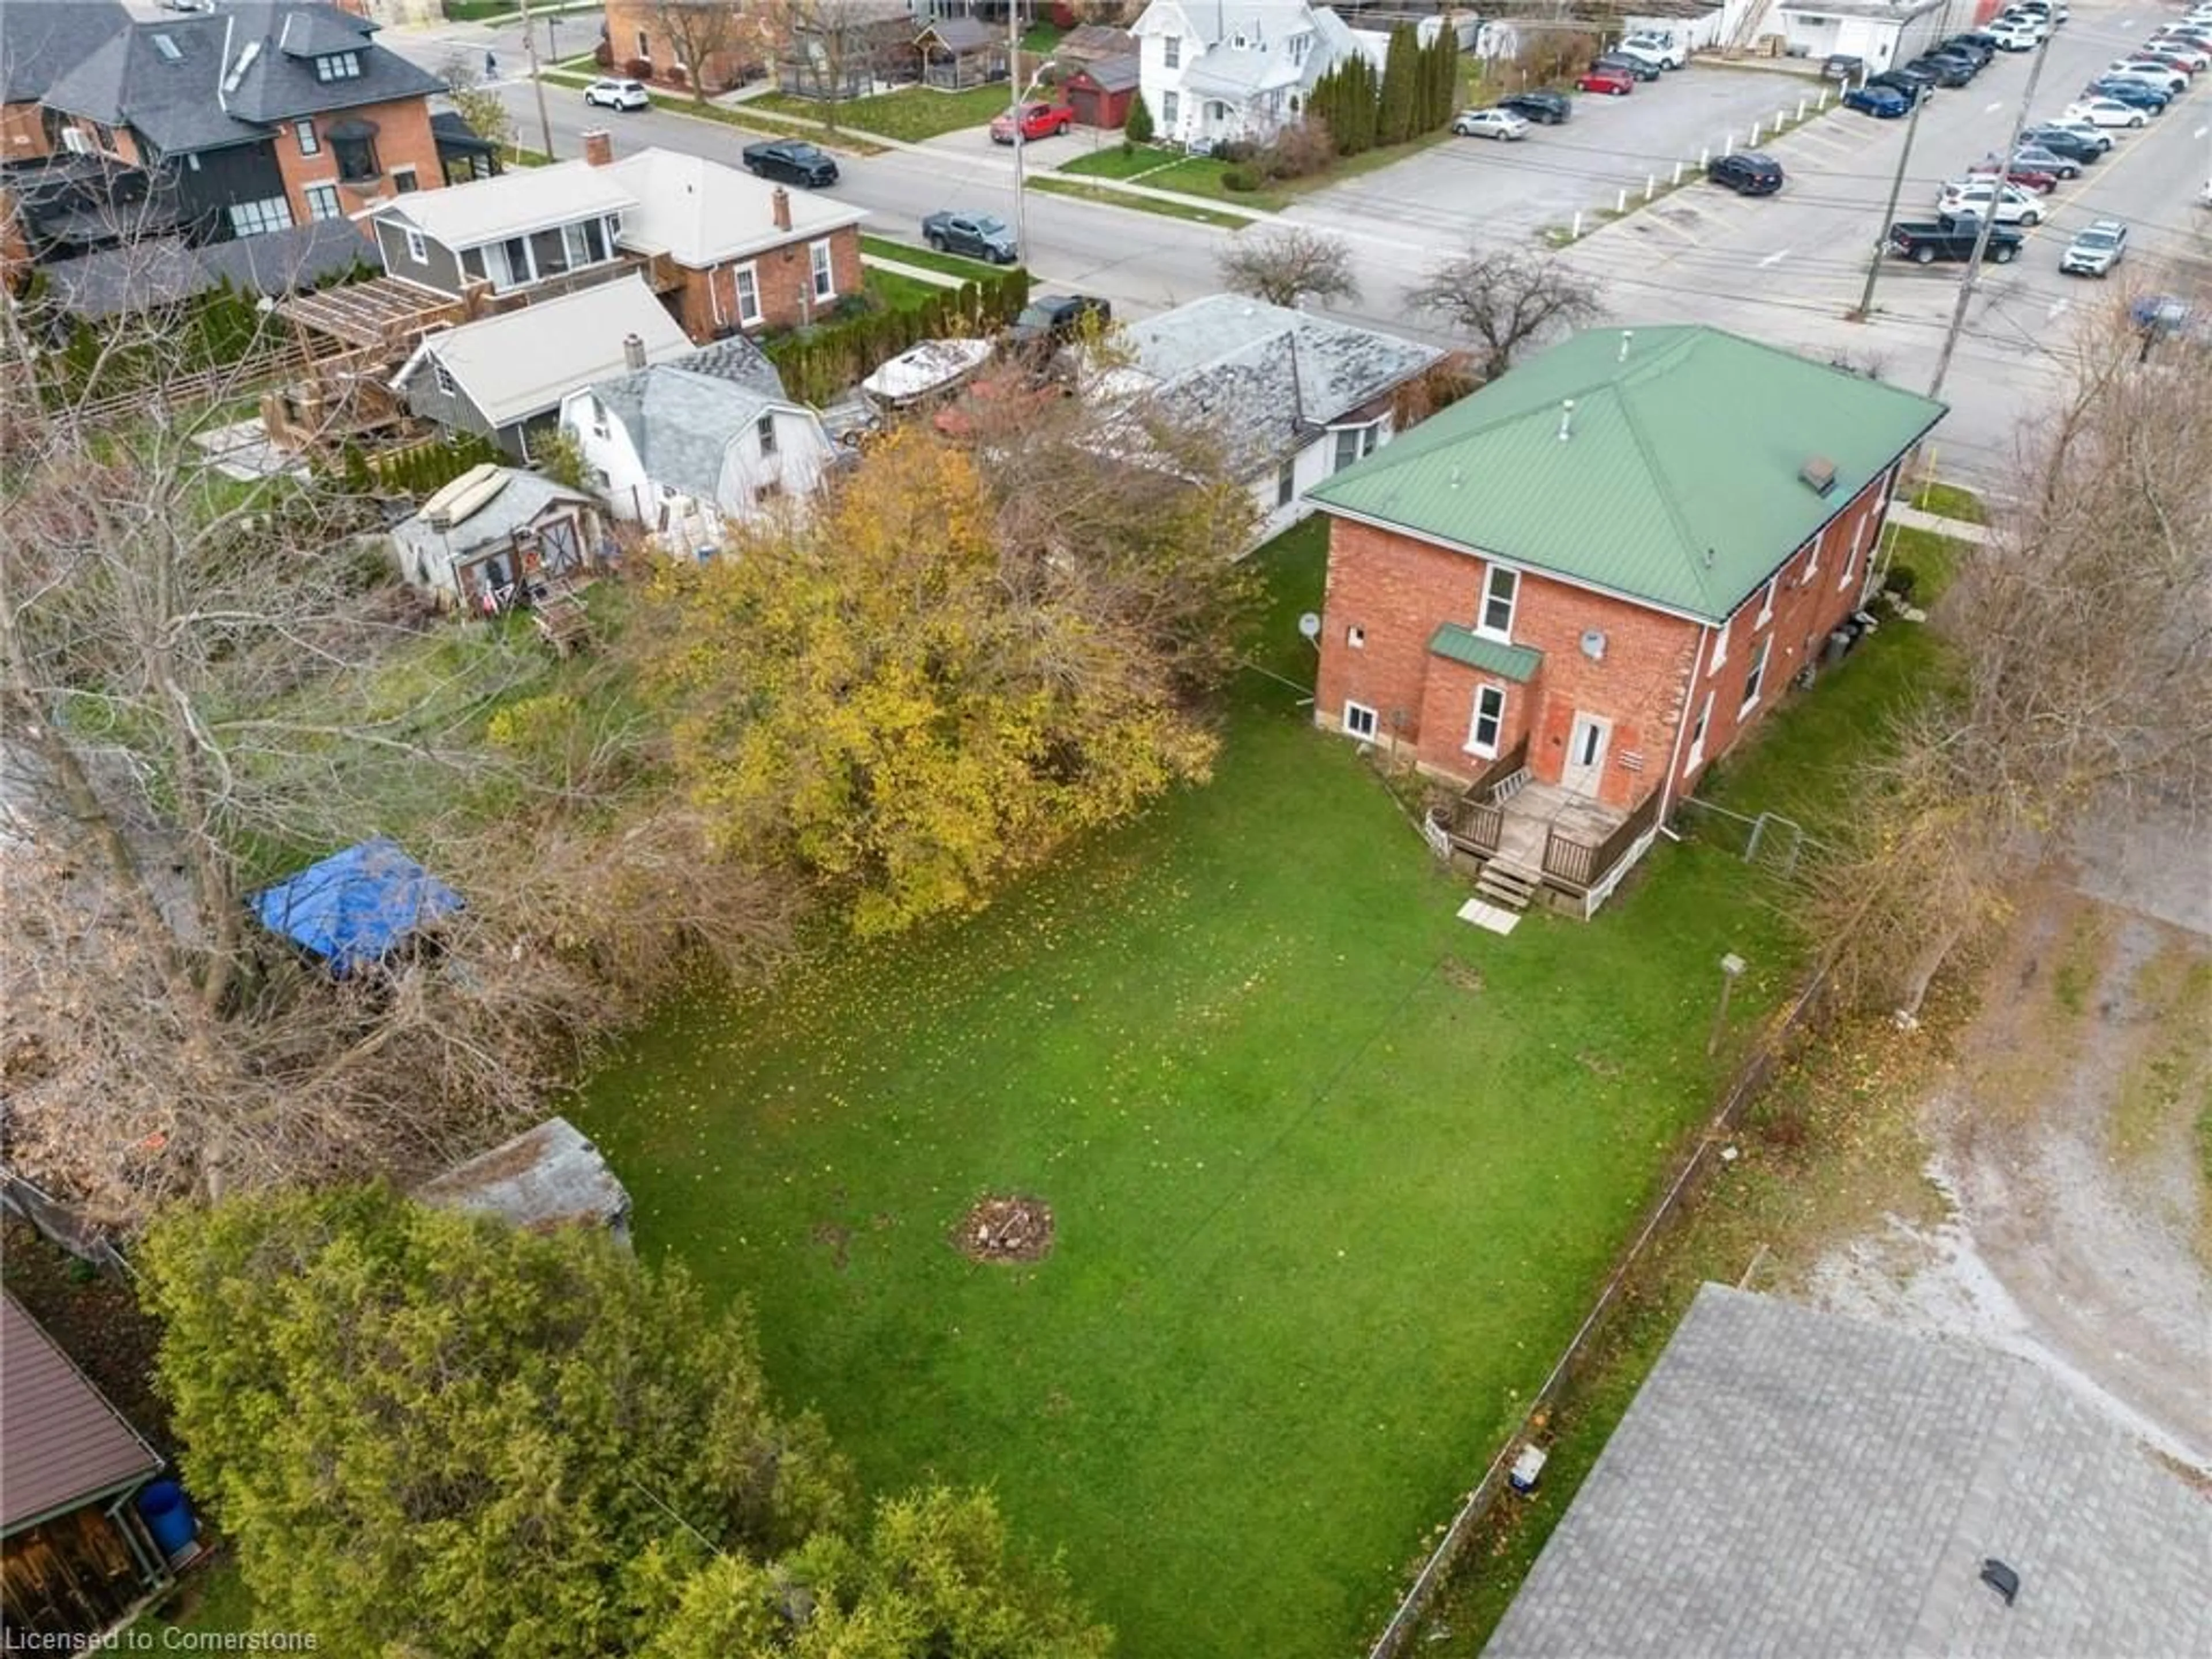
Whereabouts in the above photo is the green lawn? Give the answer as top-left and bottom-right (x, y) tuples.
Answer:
(1057, 144), (1178, 181)
(1908, 479), (1988, 524)
(1027, 175), (1249, 228)
(863, 266), (949, 311)
(750, 84), (1014, 143)
(576, 525), (1812, 1657)
(1136, 154), (1288, 210)
(858, 234), (1013, 283)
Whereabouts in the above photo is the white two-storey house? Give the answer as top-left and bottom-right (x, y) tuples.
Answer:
(1128, 2), (1379, 147)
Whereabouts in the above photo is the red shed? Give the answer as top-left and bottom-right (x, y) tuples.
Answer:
(1062, 54), (1139, 129)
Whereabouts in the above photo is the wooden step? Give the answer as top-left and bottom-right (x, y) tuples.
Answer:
(1474, 861), (1539, 910)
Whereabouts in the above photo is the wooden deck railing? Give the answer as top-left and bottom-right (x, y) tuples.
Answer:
(1542, 789), (1664, 892)
(1465, 737), (1528, 802)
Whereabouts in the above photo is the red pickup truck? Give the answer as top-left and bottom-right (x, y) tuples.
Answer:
(990, 101), (1074, 143)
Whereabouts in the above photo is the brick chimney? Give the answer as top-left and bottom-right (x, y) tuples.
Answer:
(771, 186), (791, 232)
(622, 332), (646, 371)
(582, 128), (613, 167)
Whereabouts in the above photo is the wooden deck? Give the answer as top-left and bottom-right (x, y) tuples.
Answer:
(1490, 782), (1628, 875)
(1426, 746), (1661, 917)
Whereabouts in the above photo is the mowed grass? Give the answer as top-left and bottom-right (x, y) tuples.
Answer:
(575, 527), (1804, 1657)
(751, 83), (1014, 142)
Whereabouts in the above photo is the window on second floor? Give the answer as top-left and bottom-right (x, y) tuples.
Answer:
(734, 264), (762, 325)
(1740, 637), (1771, 714)
(1332, 421), (1378, 473)
(304, 183), (343, 221)
(314, 51), (361, 83)
(294, 119), (319, 157)
(756, 412), (778, 456)
(1289, 31), (1310, 65)
(637, 29), (651, 58)
(1756, 574), (1778, 626)
(809, 238), (835, 301)
(332, 132), (380, 184)
(403, 228), (427, 263)
(228, 195), (293, 238)
(1480, 565), (1518, 639)
(1164, 36), (1181, 69)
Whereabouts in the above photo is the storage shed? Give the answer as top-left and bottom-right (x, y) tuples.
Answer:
(1062, 54), (1140, 128)
(417, 1117), (634, 1245)
(914, 18), (1006, 89)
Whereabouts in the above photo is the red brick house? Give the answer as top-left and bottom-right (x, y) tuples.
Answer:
(1309, 325), (1945, 914)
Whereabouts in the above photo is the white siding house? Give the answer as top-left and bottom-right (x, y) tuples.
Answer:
(1128, 2), (1378, 147)
(559, 337), (840, 554)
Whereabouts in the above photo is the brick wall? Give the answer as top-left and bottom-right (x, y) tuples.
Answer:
(682, 222), (862, 340)
(271, 95), (443, 225)
(2, 101), (50, 161)
(603, 0), (763, 91)
(1315, 465), (1900, 808)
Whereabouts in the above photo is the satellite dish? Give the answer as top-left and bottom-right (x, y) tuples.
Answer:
(1297, 612), (1322, 640)
(1580, 628), (1608, 661)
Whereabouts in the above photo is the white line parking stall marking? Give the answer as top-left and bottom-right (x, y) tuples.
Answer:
(1986, 101), (2005, 114)
(1758, 247), (1794, 267)
(2049, 298), (2070, 320)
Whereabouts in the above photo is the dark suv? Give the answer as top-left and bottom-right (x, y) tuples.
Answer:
(1910, 53), (1976, 86)
(1005, 293), (1111, 353)
(1709, 151), (1783, 195)
(1499, 89), (1571, 124)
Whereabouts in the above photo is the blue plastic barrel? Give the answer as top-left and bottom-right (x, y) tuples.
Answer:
(136, 1479), (197, 1558)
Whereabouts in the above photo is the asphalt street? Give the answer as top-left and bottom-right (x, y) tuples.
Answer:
(384, 3), (2212, 488)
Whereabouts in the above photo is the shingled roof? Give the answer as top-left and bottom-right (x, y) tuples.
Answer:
(1487, 1284), (2212, 1658)
(2, 1293), (162, 1535)
(0, 0), (130, 104)
(580, 337), (798, 502)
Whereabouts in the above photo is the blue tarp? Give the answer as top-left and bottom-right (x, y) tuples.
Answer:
(250, 838), (464, 975)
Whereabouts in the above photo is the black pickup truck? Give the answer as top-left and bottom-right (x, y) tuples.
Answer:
(1886, 218), (2024, 265)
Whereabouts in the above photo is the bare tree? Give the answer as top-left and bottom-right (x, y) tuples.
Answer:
(751, 0), (899, 129)
(1800, 301), (2212, 1020)
(1403, 245), (1601, 381)
(1216, 226), (1362, 311)
(652, 0), (750, 100)
(0, 275), (789, 1225)
(440, 58), (516, 157)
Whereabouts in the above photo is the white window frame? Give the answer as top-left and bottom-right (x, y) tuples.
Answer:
(1740, 637), (1771, 714)
(1709, 613), (1730, 673)
(756, 412), (778, 457)
(1343, 701), (1378, 741)
(809, 238), (835, 301)
(636, 28), (651, 58)
(1685, 690), (1713, 770)
(392, 166), (419, 194)
(431, 357), (454, 397)
(1756, 574), (1778, 627)
(226, 196), (293, 237)
(733, 263), (762, 326)
(1164, 35), (1181, 69)
(1275, 456), (1295, 507)
(295, 119), (319, 157)
(1842, 514), (1869, 590)
(403, 228), (427, 264)
(1465, 684), (1506, 759)
(303, 183), (343, 221)
(1162, 90), (1180, 125)
(1479, 565), (1518, 641)
(1803, 535), (1819, 582)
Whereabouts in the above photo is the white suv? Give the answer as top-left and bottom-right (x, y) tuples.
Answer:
(1938, 179), (2046, 224)
(1618, 33), (1686, 70)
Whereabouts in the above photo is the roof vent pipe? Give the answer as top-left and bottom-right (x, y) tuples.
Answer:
(1980, 1559), (2020, 1608)
(622, 332), (646, 371)
(1618, 329), (1634, 362)
(1557, 399), (1575, 441)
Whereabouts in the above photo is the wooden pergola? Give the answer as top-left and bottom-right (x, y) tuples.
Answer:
(276, 275), (471, 353)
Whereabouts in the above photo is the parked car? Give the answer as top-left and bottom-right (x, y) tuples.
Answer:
(990, 101), (1074, 143)
(2059, 219), (2127, 276)
(1844, 84), (1912, 118)
(1882, 61), (1941, 92)
(1823, 52), (1867, 82)
(1577, 65), (1635, 95)
(2020, 123), (2108, 161)
(1607, 39), (1673, 74)
(1004, 292), (1111, 353)
(1499, 90), (1572, 123)
(2125, 50), (2202, 76)
(2085, 78), (2171, 112)
(2065, 97), (2151, 127)
(2007, 145), (2081, 179)
(1995, 10), (2051, 40)
(1942, 35), (1998, 66)
(1620, 32), (1687, 69)
(741, 139), (839, 187)
(1910, 54), (1978, 88)
(1888, 219), (2025, 264)
(1593, 52), (1660, 83)
(1453, 107), (1531, 141)
(2131, 293), (2192, 336)
(2145, 41), (2211, 70)
(921, 210), (1019, 263)
(2154, 29), (2212, 55)
(1986, 21), (2040, 51)
(2106, 60), (2188, 93)
(583, 78), (650, 111)
(1863, 72), (1925, 104)
(1936, 179), (2046, 224)
(1709, 151), (1783, 195)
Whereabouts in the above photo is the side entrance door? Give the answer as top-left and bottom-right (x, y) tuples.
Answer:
(1562, 711), (1612, 798)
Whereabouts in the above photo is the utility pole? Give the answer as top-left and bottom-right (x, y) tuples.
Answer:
(1009, 1), (1027, 262)
(518, 0), (556, 162)
(1853, 88), (1927, 322)
(1928, 32), (2055, 402)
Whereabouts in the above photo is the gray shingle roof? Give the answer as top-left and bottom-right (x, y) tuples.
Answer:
(918, 17), (994, 52)
(1067, 54), (1140, 94)
(2, 1292), (163, 1533)
(392, 468), (594, 560)
(1488, 1284), (2212, 1658)
(41, 219), (372, 320)
(0, 0), (130, 104)
(1116, 294), (1440, 478)
(42, 4), (438, 156)
(584, 338), (796, 501)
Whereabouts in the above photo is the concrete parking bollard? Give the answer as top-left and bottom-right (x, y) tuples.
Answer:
(1672, 160), (1684, 184)
(1797, 97), (1808, 120)
(1700, 145), (1710, 168)
(1749, 122), (1762, 143)
(1572, 210), (1584, 237)
(1616, 188), (1628, 213)
(1724, 132), (1735, 156)
(1645, 173), (1656, 201)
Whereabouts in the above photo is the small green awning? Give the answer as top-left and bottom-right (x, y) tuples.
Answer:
(1429, 624), (1542, 683)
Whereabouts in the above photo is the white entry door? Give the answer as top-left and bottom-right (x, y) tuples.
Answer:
(1562, 712), (1612, 797)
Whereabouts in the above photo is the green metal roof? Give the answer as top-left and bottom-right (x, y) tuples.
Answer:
(1429, 624), (1542, 682)
(1309, 326), (1946, 624)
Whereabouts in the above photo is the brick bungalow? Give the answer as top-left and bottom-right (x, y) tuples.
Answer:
(1308, 325), (1944, 912)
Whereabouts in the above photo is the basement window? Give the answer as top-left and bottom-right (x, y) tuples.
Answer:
(1343, 702), (1378, 741)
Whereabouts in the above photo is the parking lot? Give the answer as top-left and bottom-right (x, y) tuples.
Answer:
(1285, 59), (1846, 250)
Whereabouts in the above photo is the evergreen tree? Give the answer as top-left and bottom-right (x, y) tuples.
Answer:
(1124, 88), (1156, 145)
(1377, 25), (1420, 146)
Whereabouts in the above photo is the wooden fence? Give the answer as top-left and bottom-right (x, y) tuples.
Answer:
(1363, 960), (1835, 1658)
(59, 342), (309, 430)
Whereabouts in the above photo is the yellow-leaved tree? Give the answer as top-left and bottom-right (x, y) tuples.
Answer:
(647, 418), (1258, 934)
